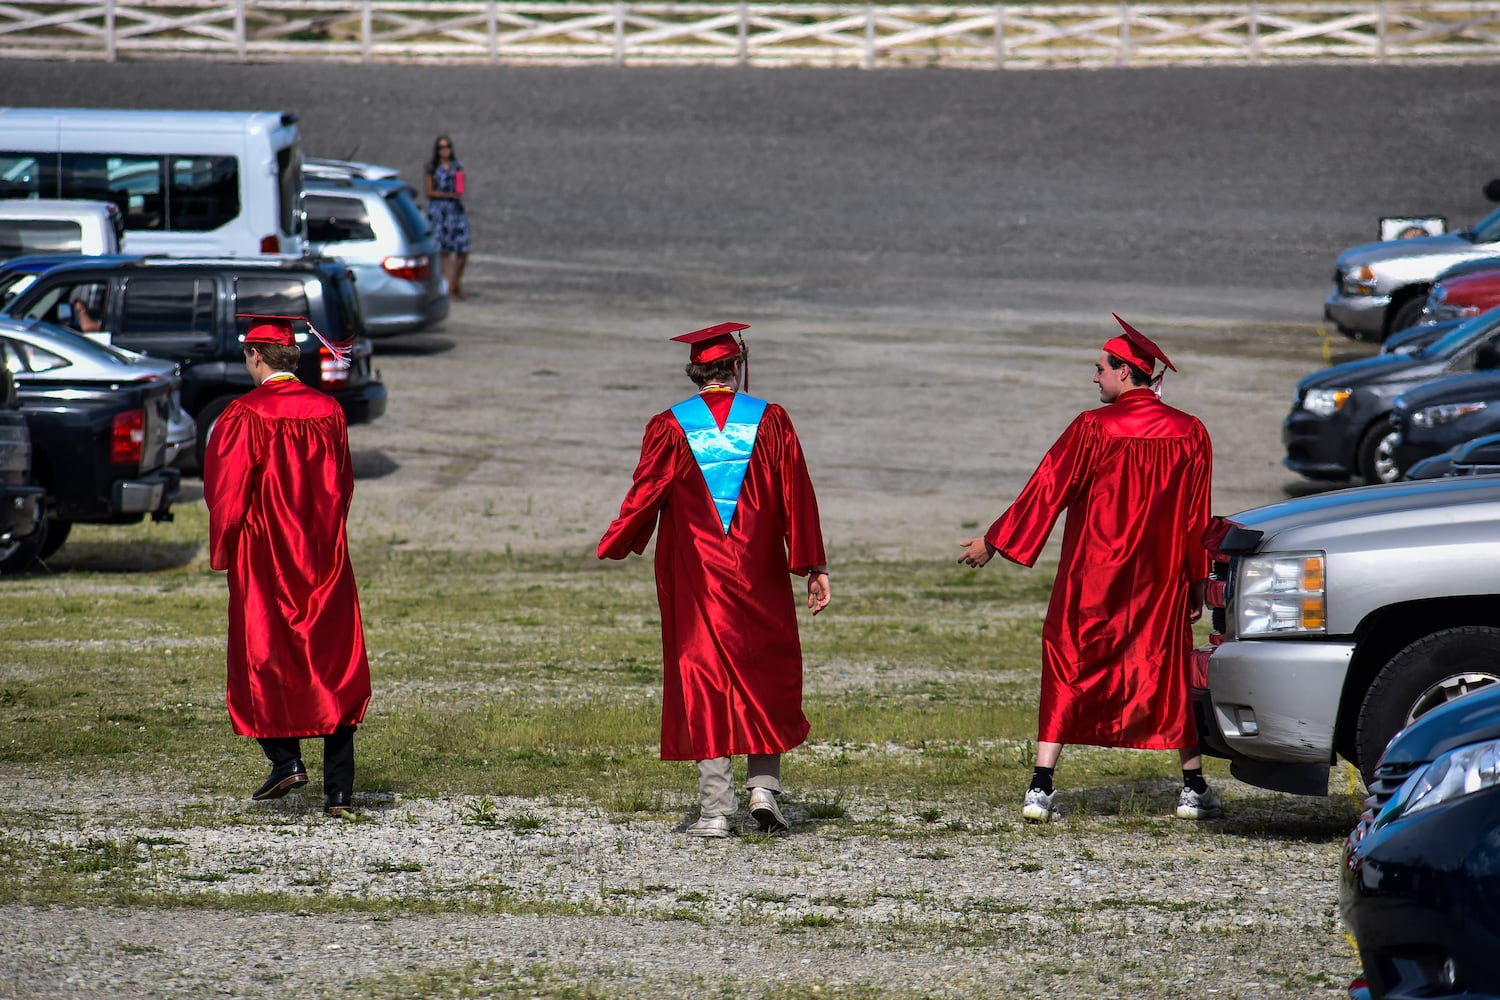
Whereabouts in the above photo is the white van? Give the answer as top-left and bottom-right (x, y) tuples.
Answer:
(0, 108), (304, 257)
(0, 198), (123, 257)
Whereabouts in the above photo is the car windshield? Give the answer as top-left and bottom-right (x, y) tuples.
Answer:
(1468, 205), (1500, 244)
(1422, 307), (1500, 358)
(386, 187), (431, 243)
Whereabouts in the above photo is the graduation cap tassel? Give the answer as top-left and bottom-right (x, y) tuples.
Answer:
(737, 332), (749, 392)
(306, 321), (352, 370)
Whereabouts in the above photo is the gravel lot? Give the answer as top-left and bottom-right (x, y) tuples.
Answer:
(5, 56), (1500, 998)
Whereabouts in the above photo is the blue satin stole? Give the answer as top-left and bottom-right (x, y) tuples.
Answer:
(671, 392), (768, 534)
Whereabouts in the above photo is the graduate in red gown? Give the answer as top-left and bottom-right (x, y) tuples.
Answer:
(205, 315), (370, 817)
(599, 323), (830, 838)
(958, 315), (1218, 823)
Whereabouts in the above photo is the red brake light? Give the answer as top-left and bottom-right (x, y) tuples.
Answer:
(381, 255), (431, 282)
(260, 234), (281, 254)
(320, 345), (348, 391)
(110, 409), (144, 465)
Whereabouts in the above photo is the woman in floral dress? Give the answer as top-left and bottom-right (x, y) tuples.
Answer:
(424, 135), (470, 299)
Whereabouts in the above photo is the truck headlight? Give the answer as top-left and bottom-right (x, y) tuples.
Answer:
(1339, 266), (1378, 296)
(1381, 739), (1500, 824)
(1411, 401), (1488, 428)
(1236, 552), (1326, 636)
(1301, 388), (1352, 417)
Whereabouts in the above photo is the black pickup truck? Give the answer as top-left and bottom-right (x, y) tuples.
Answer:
(0, 318), (180, 572)
(3, 255), (387, 467)
(0, 365), (45, 569)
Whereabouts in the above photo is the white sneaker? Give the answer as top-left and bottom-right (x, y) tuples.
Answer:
(685, 815), (730, 838)
(1176, 785), (1223, 820)
(1021, 787), (1058, 823)
(749, 787), (789, 834)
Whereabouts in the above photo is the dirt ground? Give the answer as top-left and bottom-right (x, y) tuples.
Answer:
(4, 58), (1500, 559)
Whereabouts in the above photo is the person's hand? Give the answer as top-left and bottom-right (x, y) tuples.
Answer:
(957, 537), (994, 568)
(807, 570), (830, 615)
(1188, 578), (1207, 623)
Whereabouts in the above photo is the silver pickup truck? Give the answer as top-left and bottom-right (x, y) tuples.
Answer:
(1194, 476), (1500, 794)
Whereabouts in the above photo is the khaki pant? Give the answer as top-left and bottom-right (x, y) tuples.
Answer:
(696, 755), (780, 817)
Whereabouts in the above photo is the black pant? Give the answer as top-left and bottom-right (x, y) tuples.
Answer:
(257, 725), (355, 797)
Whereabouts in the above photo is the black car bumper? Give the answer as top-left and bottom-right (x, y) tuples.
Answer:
(1341, 787), (1500, 999)
(106, 466), (180, 523)
(0, 482), (44, 542)
(1283, 410), (1358, 480)
(334, 381), (388, 426)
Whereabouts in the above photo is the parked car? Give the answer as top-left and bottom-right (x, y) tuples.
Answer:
(0, 364), (45, 569)
(1405, 432), (1500, 480)
(304, 175), (448, 337)
(1421, 259), (1500, 326)
(0, 316), (182, 571)
(303, 156), (401, 182)
(1325, 182), (1500, 341)
(1, 255), (387, 467)
(1285, 307), (1500, 483)
(0, 199), (124, 258)
(0, 253), (141, 308)
(1380, 317), (1463, 356)
(1341, 683), (1500, 1000)
(1389, 371), (1500, 478)
(1194, 477), (1500, 795)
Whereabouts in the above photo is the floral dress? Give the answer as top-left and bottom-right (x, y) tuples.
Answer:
(425, 161), (471, 254)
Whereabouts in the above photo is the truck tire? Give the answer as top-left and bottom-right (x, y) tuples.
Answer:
(1387, 295), (1427, 336)
(1355, 626), (1500, 783)
(1357, 416), (1401, 484)
(37, 519), (71, 560)
(0, 514), (48, 574)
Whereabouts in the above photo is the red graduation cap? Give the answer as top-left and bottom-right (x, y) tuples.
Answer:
(1104, 313), (1176, 376)
(671, 322), (749, 364)
(237, 313), (351, 368)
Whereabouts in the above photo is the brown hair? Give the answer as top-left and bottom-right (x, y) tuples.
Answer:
(246, 343), (301, 372)
(1105, 351), (1152, 387)
(685, 353), (743, 388)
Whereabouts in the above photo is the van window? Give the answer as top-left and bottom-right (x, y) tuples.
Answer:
(0, 219), (83, 256)
(0, 154), (52, 198)
(121, 277), (215, 345)
(170, 156), (240, 232)
(60, 153), (164, 230)
(305, 194), (376, 243)
(278, 145), (302, 239)
(387, 187), (431, 242)
(1, 337), (68, 374)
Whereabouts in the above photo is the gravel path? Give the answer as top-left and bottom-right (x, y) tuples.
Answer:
(0, 765), (1359, 999)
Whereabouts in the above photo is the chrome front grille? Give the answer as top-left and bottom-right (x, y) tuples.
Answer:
(1363, 759), (1422, 814)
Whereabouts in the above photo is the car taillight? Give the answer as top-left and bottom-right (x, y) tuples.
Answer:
(320, 345), (348, 390)
(260, 234), (281, 254)
(110, 409), (144, 465)
(381, 255), (431, 282)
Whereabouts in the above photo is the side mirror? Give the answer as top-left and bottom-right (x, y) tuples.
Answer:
(1486, 179), (1500, 203)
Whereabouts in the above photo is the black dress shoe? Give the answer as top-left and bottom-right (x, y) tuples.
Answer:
(251, 759), (308, 800)
(324, 790), (354, 817)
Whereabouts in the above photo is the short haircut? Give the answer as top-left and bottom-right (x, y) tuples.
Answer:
(246, 343), (301, 372)
(684, 348), (746, 388)
(1105, 352), (1152, 387)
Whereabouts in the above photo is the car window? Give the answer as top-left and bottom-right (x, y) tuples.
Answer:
(235, 276), (312, 341)
(0, 337), (69, 374)
(0, 272), (36, 306)
(386, 187), (431, 242)
(332, 270), (366, 339)
(0, 153), (54, 198)
(305, 194), (376, 244)
(21, 281), (107, 333)
(120, 277), (214, 345)
(60, 153), (165, 231)
(0, 219), (83, 257)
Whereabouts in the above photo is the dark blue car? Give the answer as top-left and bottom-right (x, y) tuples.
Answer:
(1390, 371), (1500, 477)
(1342, 682), (1500, 1000)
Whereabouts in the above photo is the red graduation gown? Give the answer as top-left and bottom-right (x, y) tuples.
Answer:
(985, 388), (1212, 750)
(204, 378), (371, 739)
(598, 390), (825, 760)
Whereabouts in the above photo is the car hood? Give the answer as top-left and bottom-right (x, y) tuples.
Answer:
(1337, 234), (1479, 267)
(1378, 683), (1500, 768)
(1228, 475), (1500, 555)
(1393, 371), (1500, 411)
(1296, 352), (1432, 392)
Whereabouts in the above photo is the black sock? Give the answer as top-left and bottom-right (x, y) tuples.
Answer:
(1183, 767), (1208, 794)
(1029, 766), (1054, 795)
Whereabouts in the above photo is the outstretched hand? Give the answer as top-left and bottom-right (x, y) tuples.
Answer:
(807, 570), (831, 615)
(957, 537), (994, 569)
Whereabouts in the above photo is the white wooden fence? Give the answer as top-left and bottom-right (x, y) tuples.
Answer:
(1, 1), (1499, 69)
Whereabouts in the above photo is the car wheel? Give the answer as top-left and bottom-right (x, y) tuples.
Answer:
(36, 519), (71, 560)
(193, 395), (238, 471)
(0, 513), (48, 574)
(1387, 295), (1427, 336)
(1357, 417), (1401, 484)
(1354, 626), (1500, 784)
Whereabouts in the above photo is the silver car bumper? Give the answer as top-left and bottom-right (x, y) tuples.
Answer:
(1206, 638), (1356, 765)
(1324, 289), (1390, 338)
